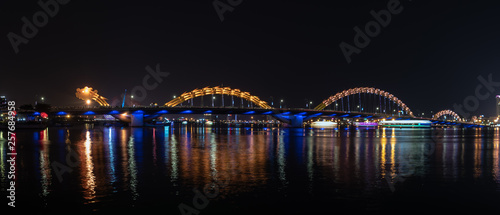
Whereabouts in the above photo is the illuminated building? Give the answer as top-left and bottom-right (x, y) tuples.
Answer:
(0, 96), (6, 110)
(497, 95), (500, 117)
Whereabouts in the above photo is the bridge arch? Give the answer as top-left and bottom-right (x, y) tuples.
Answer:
(433, 110), (461, 121)
(164, 86), (271, 109)
(314, 87), (414, 117)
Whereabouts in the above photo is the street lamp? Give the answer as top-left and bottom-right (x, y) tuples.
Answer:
(280, 99), (284, 108)
(86, 99), (91, 108)
(41, 97), (45, 103)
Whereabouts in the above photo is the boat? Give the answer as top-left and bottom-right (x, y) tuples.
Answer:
(379, 120), (432, 128)
(311, 121), (337, 129)
(354, 122), (378, 127)
(145, 120), (171, 127)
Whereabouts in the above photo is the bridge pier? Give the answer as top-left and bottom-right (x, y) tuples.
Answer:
(289, 115), (305, 127)
(272, 114), (306, 128)
(130, 112), (144, 127)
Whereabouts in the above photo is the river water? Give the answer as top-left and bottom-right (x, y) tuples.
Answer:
(2, 125), (500, 214)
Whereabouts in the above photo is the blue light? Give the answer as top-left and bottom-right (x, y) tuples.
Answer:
(340, 114), (349, 117)
(282, 112), (291, 115)
(180, 110), (192, 114)
(133, 110), (144, 114)
(296, 112), (307, 115)
(204, 110), (212, 114)
(366, 116), (372, 118)
(243, 111), (255, 114)
(109, 110), (120, 115)
(353, 115), (361, 118)
(262, 111), (273, 115)
(157, 110), (168, 114)
(83, 111), (96, 115)
(56, 111), (67, 115)
(279, 115), (291, 120)
(327, 114), (337, 117)
(33, 112), (40, 116)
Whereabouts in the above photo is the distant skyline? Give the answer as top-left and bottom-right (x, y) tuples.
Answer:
(2, 1), (500, 116)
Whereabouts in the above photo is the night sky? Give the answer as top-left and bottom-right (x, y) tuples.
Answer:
(1, 0), (500, 116)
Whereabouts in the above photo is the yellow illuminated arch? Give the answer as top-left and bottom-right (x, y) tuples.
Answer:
(164, 86), (271, 109)
(75, 86), (109, 106)
(433, 110), (461, 121)
(314, 87), (414, 117)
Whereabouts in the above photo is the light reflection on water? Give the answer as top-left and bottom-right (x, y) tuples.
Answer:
(2, 125), (500, 213)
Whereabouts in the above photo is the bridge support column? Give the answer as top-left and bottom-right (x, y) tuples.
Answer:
(273, 114), (305, 128)
(131, 112), (144, 127)
(289, 115), (305, 127)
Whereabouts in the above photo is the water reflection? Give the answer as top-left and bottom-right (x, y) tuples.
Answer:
(494, 128), (500, 189)
(39, 128), (51, 198)
(103, 127), (117, 189)
(80, 130), (96, 202)
(277, 133), (287, 187)
(128, 128), (140, 200)
(6, 125), (500, 211)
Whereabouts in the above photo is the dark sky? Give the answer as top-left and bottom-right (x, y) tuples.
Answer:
(1, 0), (500, 116)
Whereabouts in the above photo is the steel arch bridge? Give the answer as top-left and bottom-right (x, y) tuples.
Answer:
(314, 87), (414, 117)
(164, 86), (271, 109)
(433, 110), (462, 121)
(71, 85), (483, 127)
